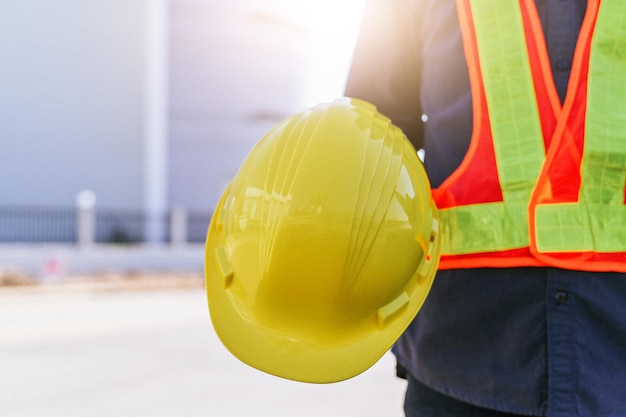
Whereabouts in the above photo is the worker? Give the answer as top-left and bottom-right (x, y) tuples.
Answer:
(345, 0), (626, 416)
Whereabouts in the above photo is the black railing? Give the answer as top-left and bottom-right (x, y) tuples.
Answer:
(187, 211), (212, 243)
(0, 206), (76, 243)
(0, 205), (212, 244)
(96, 208), (148, 244)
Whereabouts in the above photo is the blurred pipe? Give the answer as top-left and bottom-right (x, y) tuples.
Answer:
(169, 206), (188, 247)
(144, 0), (169, 244)
(76, 190), (96, 247)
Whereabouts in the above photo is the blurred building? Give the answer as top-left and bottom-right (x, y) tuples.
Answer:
(0, 0), (364, 243)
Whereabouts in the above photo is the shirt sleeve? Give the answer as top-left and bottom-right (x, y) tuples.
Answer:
(344, 0), (425, 150)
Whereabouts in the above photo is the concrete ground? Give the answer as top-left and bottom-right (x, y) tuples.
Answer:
(0, 278), (407, 417)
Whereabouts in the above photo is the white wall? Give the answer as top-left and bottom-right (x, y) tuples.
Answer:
(0, 0), (365, 216)
(168, 0), (365, 212)
(0, 1), (147, 210)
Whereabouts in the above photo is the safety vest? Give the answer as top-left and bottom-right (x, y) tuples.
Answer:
(434, 0), (626, 272)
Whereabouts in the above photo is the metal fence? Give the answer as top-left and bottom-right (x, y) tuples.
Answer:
(186, 211), (212, 243)
(0, 205), (212, 244)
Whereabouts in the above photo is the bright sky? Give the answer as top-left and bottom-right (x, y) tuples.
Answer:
(248, 0), (367, 103)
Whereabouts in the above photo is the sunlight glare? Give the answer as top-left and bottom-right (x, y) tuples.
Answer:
(247, 0), (367, 104)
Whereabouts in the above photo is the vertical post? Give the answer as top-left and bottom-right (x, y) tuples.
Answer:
(169, 205), (187, 247)
(144, 0), (169, 244)
(76, 190), (96, 247)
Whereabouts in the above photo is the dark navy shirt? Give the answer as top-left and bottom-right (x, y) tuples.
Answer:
(346, 1), (626, 416)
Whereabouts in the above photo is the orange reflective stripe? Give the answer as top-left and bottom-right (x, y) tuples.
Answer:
(435, 0), (555, 269)
(436, 0), (626, 272)
(530, 0), (626, 272)
(520, 0), (561, 142)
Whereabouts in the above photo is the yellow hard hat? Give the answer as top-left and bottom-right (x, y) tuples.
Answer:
(205, 97), (439, 383)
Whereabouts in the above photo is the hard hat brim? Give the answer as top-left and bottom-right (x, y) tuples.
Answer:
(205, 193), (438, 383)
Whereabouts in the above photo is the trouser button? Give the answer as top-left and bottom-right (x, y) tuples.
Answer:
(554, 290), (568, 305)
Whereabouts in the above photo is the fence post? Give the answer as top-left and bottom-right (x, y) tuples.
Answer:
(76, 190), (96, 247)
(169, 205), (187, 247)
